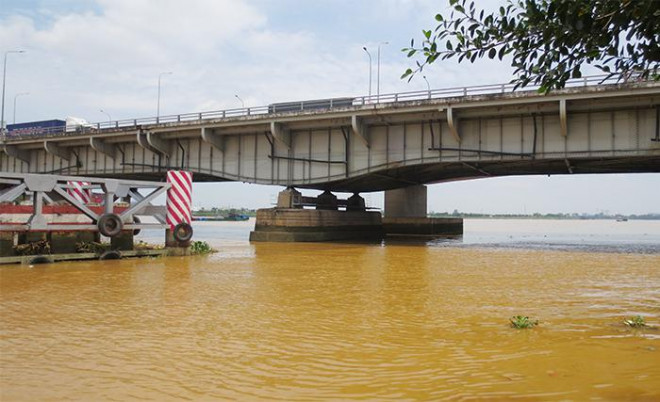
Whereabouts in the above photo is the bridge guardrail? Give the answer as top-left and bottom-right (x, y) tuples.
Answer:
(1, 74), (646, 141)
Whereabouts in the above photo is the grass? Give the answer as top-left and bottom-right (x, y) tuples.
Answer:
(190, 240), (215, 255)
(623, 315), (647, 328)
(510, 315), (538, 329)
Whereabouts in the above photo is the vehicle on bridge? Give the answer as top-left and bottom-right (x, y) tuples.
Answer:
(6, 117), (96, 137)
(268, 97), (355, 113)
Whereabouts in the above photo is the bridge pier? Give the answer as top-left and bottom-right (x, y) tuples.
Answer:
(383, 185), (463, 237)
(250, 188), (382, 242)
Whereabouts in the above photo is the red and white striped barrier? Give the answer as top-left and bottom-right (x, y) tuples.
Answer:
(166, 171), (192, 229)
(67, 181), (91, 204)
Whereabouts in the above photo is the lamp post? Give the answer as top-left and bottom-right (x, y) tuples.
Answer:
(157, 71), (172, 122)
(423, 75), (431, 99)
(234, 94), (245, 108)
(362, 47), (372, 101)
(1, 50), (25, 133)
(376, 42), (388, 102)
(100, 109), (112, 127)
(13, 92), (29, 124)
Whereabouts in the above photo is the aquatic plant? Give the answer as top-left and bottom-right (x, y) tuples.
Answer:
(623, 315), (647, 328)
(14, 240), (51, 255)
(75, 241), (108, 254)
(510, 315), (538, 329)
(190, 240), (214, 255)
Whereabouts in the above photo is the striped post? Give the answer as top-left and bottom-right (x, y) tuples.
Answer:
(166, 171), (192, 229)
(67, 181), (91, 204)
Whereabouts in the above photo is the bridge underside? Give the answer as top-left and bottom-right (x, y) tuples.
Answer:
(67, 155), (659, 193)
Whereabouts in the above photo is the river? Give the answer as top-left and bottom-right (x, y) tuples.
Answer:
(1, 219), (659, 400)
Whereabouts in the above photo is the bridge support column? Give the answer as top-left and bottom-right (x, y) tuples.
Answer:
(250, 188), (382, 242)
(383, 185), (462, 237)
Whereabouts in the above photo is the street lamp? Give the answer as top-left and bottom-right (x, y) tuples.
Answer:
(157, 71), (173, 122)
(234, 94), (245, 108)
(99, 109), (112, 126)
(13, 92), (29, 124)
(376, 41), (388, 102)
(362, 47), (372, 100)
(1, 50), (26, 133)
(423, 75), (431, 99)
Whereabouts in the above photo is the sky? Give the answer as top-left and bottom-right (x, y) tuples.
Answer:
(1, 0), (658, 215)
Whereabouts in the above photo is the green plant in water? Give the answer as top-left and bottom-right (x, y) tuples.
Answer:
(510, 315), (538, 329)
(623, 315), (647, 328)
(190, 240), (214, 255)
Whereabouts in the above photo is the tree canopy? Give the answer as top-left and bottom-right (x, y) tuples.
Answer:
(402, 0), (660, 93)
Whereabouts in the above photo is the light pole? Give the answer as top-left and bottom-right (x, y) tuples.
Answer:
(376, 41), (388, 102)
(99, 109), (112, 126)
(234, 94), (245, 108)
(1, 50), (25, 133)
(157, 71), (172, 122)
(362, 47), (372, 100)
(13, 92), (29, 124)
(423, 75), (431, 99)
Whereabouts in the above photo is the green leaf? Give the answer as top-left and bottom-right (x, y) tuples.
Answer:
(407, 50), (417, 57)
(488, 48), (496, 59)
(435, 14), (443, 22)
(423, 29), (431, 39)
(449, 0), (458, 5)
(400, 68), (413, 79)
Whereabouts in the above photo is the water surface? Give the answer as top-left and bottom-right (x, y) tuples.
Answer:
(1, 219), (659, 400)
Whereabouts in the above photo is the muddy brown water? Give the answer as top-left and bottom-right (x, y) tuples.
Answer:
(1, 219), (659, 400)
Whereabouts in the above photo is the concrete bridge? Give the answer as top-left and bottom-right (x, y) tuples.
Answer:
(1, 76), (659, 195)
(2, 76), (659, 241)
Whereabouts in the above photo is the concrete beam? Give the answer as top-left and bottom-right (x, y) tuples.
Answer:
(559, 99), (568, 137)
(44, 141), (71, 161)
(90, 137), (116, 159)
(137, 130), (169, 157)
(270, 121), (291, 149)
(351, 115), (369, 148)
(200, 127), (224, 153)
(446, 106), (461, 143)
(146, 132), (169, 156)
(2, 145), (30, 164)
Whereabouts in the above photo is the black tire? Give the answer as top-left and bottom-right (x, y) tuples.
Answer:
(132, 216), (141, 236)
(173, 222), (193, 242)
(29, 255), (52, 265)
(97, 213), (123, 237)
(99, 250), (122, 260)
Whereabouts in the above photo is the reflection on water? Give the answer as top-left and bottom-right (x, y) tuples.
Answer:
(1, 219), (659, 400)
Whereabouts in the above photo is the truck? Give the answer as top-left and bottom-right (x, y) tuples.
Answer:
(268, 97), (355, 113)
(6, 117), (96, 138)
(6, 119), (66, 137)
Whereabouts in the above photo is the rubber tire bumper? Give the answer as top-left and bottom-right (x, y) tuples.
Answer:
(97, 213), (123, 237)
(173, 222), (193, 242)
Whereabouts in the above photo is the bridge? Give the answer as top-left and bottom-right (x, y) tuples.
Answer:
(1, 76), (658, 194)
(1, 76), (658, 241)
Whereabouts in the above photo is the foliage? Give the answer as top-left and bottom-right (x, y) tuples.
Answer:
(75, 241), (108, 254)
(135, 240), (163, 251)
(14, 240), (51, 255)
(402, 0), (660, 93)
(190, 240), (214, 255)
(623, 315), (647, 328)
(510, 315), (538, 329)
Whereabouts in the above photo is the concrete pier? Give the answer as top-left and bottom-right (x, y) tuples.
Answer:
(383, 185), (463, 237)
(249, 208), (383, 242)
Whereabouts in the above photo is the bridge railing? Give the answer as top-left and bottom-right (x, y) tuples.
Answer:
(1, 74), (642, 141)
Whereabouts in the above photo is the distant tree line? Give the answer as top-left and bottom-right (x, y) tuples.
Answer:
(429, 211), (660, 220)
